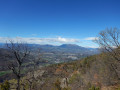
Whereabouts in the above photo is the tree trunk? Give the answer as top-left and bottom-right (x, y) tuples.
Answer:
(17, 78), (20, 90)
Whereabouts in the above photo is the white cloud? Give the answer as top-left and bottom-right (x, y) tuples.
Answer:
(84, 46), (98, 48)
(56, 37), (79, 43)
(0, 37), (79, 45)
(84, 37), (98, 40)
(0, 36), (99, 48)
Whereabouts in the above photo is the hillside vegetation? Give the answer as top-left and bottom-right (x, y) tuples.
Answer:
(1, 52), (120, 90)
(0, 44), (99, 83)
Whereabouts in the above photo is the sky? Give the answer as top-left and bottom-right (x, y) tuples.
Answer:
(0, 0), (120, 48)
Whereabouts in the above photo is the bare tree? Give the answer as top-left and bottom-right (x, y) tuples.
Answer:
(94, 28), (120, 80)
(95, 28), (120, 60)
(6, 40), (30, 90)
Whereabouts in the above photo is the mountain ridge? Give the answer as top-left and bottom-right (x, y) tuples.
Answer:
(0, 43), (99, 55)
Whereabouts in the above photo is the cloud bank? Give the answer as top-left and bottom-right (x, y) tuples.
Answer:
(0, 36), (98, 48)
(0, 37), (79, 45)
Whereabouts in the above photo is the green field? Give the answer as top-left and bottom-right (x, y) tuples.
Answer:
(0, 71), (11, 77)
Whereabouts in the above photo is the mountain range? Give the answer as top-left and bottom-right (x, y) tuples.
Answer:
(28, 44), (99, 55)
(0, 43), (99, 55)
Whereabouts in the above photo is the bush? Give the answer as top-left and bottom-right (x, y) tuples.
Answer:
(0, 80), (10, 90)
(89, 86), (100, 90)
(54, 79), (61, 90)
(69, 73), (81, 84)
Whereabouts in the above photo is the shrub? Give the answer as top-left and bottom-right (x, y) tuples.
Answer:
(69, 73), (81, 84)
(89, 86), (100, 90)
(54, 79), (61, 90)
(0, 80), (10, 90)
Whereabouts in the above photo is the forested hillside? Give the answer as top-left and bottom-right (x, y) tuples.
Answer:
(2, 53), (120, 90)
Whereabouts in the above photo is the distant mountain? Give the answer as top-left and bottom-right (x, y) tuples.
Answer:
(59, 44), (87, 50)
(26, 44), (99, 55)
(0, 43), (5, 48)
(59, 44), (99, 54)
(0, 43), (99, 55)
(59, 44), (80, 48)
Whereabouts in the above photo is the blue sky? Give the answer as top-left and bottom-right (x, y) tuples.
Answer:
(0, 0), (120, 48)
